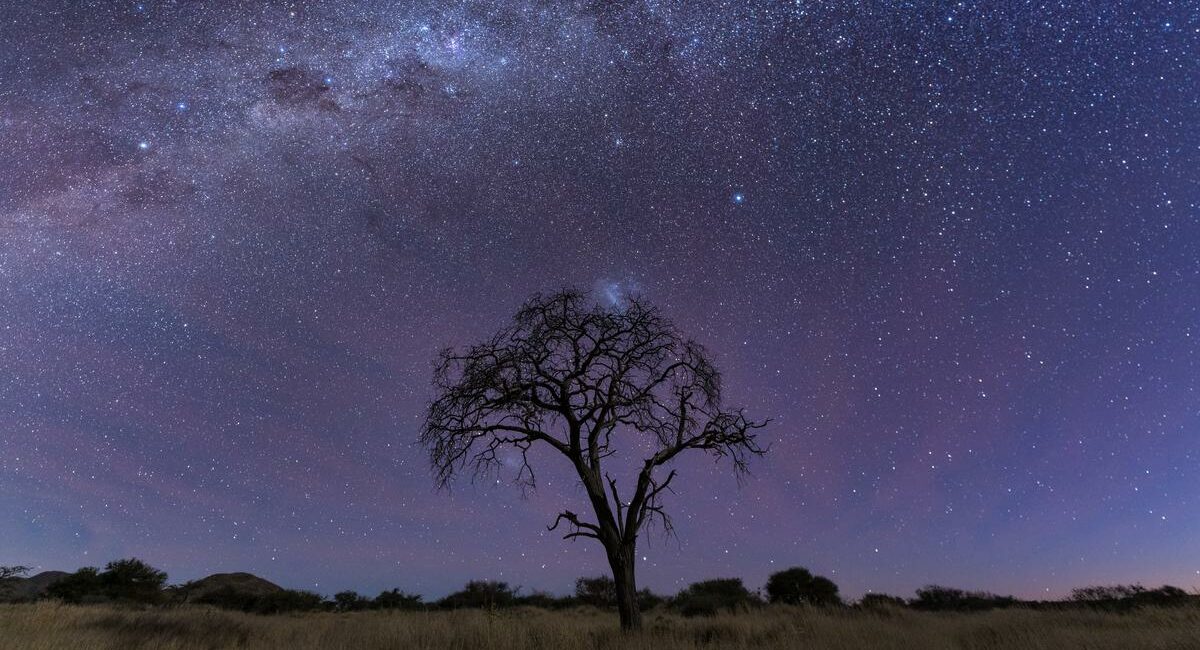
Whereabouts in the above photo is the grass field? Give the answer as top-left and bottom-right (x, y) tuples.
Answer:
(3, 602), (1199, 650)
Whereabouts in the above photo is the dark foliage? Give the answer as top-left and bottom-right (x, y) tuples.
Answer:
(46, 567), (104, 603)
(911, 585), (1016, 612)
(765, 567), (841, 606)
(192, 586), (326, 614)
(438, 581), (518, 609)
(46, 560), (167, 605)
(859, 593), (908, 609)
(193, 586), (262, 612)
(101, 558), (168, 604)
(333, 590), (372, 612)
(576, 576), (617, 607)
(373, 588), (424, 610)
(0, 565), (30, 597)
(252, 589), (326, 614)
(514, 590), (571, 609)
(573, 576), (663, 610)
(673, 578), (761, 617)
(1070, 584), (1192, 610)
(637, 588), (665, 610)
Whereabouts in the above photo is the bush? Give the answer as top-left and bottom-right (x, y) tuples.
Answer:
(253, 589), (326, 614)
(575, 576), (616, 607)
(1070, 584), (1193, 610)
(333, 590), (371, 612)
(194, 586), (261, 612)
(101, 558), (168, 604)
(674, 578), (761, 617)
(47, 568), (105, 604)
(765, 567), (841, 606)
(860, 593), (907, 609)
(515, 590), (572, 609)
(911, 585), (1016, 612)
(373, 589), (423, 610)
(638, 588), (665, 610)
(0, 566), (30, 598)
(438, 581), (518, 609)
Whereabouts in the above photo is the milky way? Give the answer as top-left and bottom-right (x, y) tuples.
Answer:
(1, 1), (1198, 599)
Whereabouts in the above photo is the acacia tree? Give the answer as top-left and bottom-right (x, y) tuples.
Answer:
(420, 290), (767, 630)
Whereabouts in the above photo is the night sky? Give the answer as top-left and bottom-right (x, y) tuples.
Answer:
(1, 1), (1197, 601)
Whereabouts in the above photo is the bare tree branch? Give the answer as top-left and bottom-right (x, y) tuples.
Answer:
(418, 289), (768, 630)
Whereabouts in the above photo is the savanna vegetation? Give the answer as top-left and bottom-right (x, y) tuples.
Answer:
(2, 599), (1198, 650)
(2, 560), (1198, 649)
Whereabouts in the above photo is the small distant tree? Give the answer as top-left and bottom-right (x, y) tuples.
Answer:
(673, 578), (760, 617)
(0, 565), (29, 598)
(47, 567), (102, 603)
(333, 590), (371, 612)
(765, 567), (841, 606)
(101, 558), (167, 603)
(575, 576), (617, 607)
(420, 291), (767, 630)
(373, 588), (423, 610)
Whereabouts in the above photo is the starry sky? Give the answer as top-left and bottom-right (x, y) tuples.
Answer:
(1, 1), (1198, 601)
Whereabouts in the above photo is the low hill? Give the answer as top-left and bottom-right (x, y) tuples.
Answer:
(180, 572), (283, 602)
(1, 571), (70, 602)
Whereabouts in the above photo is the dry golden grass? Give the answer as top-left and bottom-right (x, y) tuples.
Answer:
(1, 602), (1198, 650)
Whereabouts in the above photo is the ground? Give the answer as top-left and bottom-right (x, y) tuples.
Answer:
(2, 602), (1198, 649)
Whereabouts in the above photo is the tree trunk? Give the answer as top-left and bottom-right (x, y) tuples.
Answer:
(608, 544), (641, 631)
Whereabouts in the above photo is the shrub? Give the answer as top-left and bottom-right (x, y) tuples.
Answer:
(765, 567), (841, 606)
(47, 567), (104, 604)
(438, 581), (518, 609)
(638, 588), (665, 610)
(253, 589), (326, 614)
(1071, 584), (1193, 610)
(575, 576), (617, 607)
(0, 566), (30, 598)
(101, 558), (168, 604)
(373, 589), (424, 610)
(860, 593), (907, 609)
(674, 578), (761, 617)
(194, 586), (261, 612)
(333, 590), (371, 612)
(515, 590), (571, 609)
(911, 585), (1016, 612)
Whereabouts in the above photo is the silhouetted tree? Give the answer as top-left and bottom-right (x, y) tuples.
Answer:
(765, 567), (841, 606)
(46, 567), (103, 603)
(672, 578), (761, 617)
(100, 558), (168, 603)
(0, 565), (29, 598)
(420, 290), (767, 630)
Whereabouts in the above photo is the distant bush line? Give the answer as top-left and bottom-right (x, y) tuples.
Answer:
(2, 560), (1195, 616)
